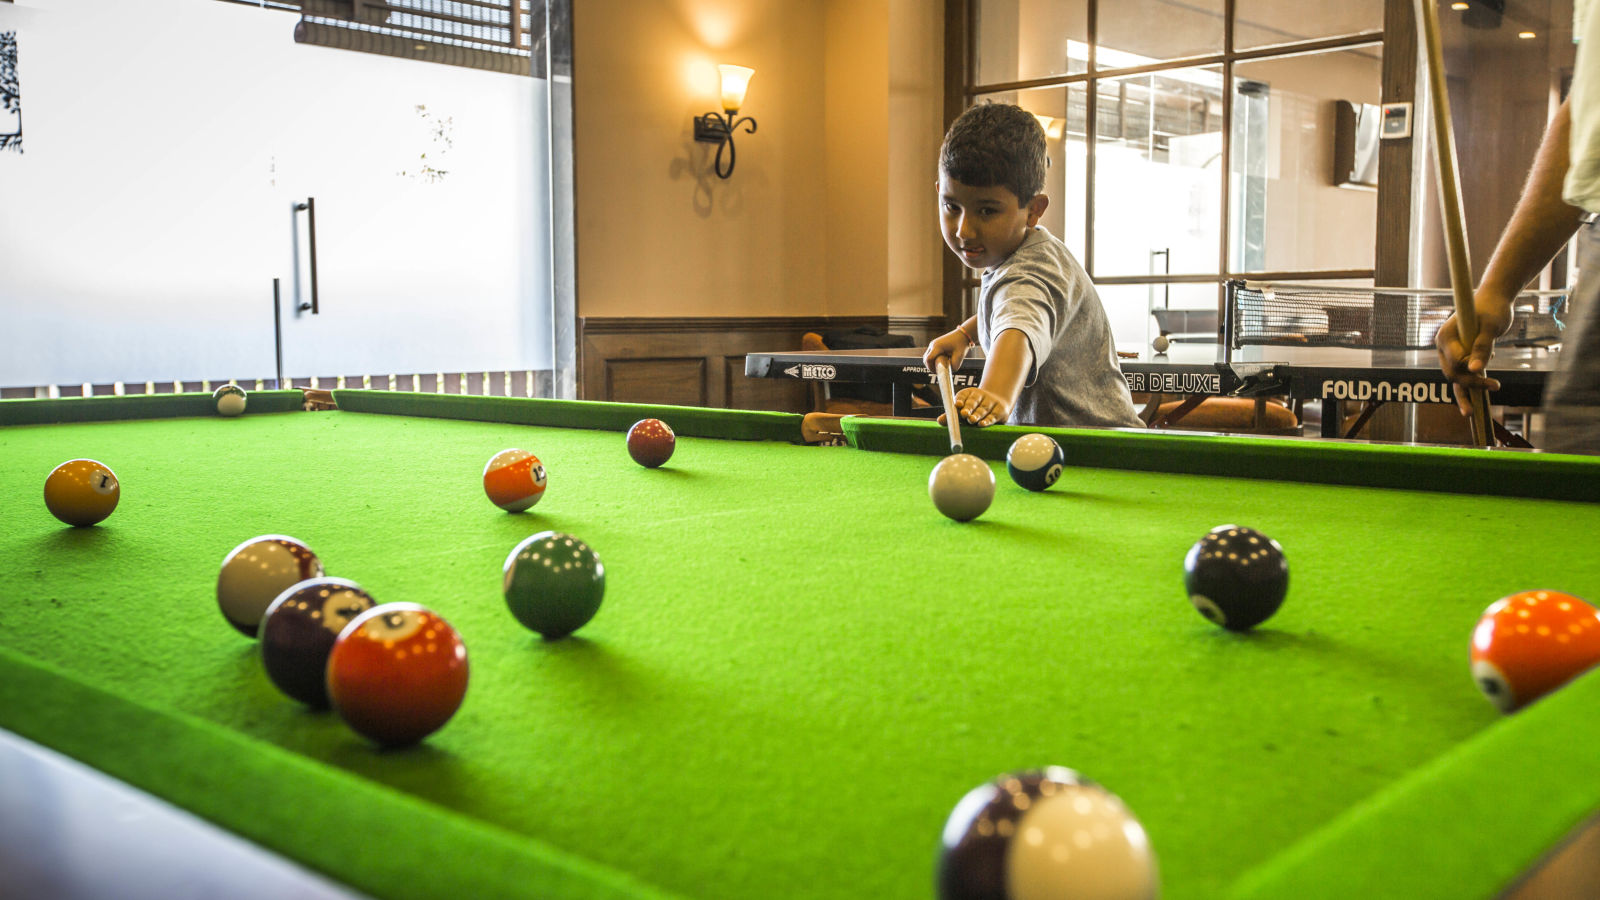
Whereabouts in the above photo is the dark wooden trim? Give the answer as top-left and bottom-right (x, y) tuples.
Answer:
(1375, 0), (1416, 288)
(1084, 0), (1098, 278)
(888, 315), (944, 331)
(579, 315), (895, 334)
(1229, 33), (1382, 63)
(292, 20), (530, 75)
(1094, 269), (1376, 286)
(965, 33), (1383, 97)
(1218, 0), (1236, 296)
(941, 0), (971, 330)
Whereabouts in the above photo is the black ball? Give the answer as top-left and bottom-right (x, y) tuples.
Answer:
(1005, 434), (1065, 492)
(1182, 525), (1288, 631)
(260, 577), (378, 707)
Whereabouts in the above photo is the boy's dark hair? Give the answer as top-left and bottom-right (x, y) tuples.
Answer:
(939, 102), (1047, 204)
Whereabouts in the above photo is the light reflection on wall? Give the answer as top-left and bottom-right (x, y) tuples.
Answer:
(666, 0), (771, 50)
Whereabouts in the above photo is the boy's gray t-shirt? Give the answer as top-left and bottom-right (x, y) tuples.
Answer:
(977, 226), (1144, 428)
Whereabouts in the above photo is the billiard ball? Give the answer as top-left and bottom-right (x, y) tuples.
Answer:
(1006, 434), (1065, 492)
(929, 454), (995, 522)
(502, 531), (605, 639)
(327, 603), (468, 746)
(482, 448), (548, 512)
(627, 418), (675, 468)
(1470, 590), (1600, 713)
(216, 535), (324, 637)
(939, 767), (1159, 900)
(43, 459), (120, 527)
(1152, 334), (1171, 354)
(1182, 525), (1288, 631)
(213, 384), (248, 417)
(260, 577), (377, 708)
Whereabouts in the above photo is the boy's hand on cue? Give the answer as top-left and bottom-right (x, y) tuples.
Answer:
(922, 331), (972, 374)
(950, 387), (1010, 427)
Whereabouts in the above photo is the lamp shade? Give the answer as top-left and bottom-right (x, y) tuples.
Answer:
(718, 65), (755, 113)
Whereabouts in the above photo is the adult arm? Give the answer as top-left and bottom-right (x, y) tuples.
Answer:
(1436, 98), (1585, 414)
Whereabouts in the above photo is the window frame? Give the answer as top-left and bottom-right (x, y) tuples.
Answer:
(943, 0), (1406, 329)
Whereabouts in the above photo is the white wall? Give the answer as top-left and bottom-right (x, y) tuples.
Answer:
(0, 0), (550, 387)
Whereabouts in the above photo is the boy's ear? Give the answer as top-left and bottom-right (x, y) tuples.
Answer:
(1024, 193), (1049, 227)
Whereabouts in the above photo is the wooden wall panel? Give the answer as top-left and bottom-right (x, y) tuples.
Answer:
(605, 357), (707, 406)
(579, 316), (942, 412)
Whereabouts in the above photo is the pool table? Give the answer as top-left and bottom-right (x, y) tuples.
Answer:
(4, 390), (1600, 900)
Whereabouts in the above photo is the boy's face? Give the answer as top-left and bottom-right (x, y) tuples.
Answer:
(938, 173), (1049, 271)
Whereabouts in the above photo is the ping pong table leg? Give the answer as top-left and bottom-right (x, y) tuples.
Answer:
(1322, 398), (1342, 438)
(892, 385), (911, 418)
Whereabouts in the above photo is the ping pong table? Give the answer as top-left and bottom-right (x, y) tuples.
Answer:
(742, 343), (1560, 440)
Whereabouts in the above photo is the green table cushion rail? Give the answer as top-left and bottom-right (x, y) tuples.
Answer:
(840, 417), (1600, 501)
(0, 646), (687, 900)
(0, 391), (308, 425)
(1229, 666), (1600, 899)
(331, 391), (804, 441)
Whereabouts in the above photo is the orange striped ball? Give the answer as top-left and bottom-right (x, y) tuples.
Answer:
(483, 448), (548, 512)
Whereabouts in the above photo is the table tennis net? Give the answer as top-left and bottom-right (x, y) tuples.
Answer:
(1227, 282), (1567, 350)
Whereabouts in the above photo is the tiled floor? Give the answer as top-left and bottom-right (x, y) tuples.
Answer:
(0, 728), (364, 900)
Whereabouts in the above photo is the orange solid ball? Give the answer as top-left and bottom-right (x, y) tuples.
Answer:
(43, 459), (121, 527)
(327, 603), (469, 746)
(1470, 590), (1600, 712)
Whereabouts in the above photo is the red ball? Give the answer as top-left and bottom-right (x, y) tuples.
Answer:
(1470, 590), (1600, 713)
(327, 603), (468, 746)
(627, 418), (676, 468)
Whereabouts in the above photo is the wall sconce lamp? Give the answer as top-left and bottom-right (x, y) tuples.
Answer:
(694, 65), (757, 179)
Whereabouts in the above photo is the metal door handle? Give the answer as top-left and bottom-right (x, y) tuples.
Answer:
(294, 197), (319, 314)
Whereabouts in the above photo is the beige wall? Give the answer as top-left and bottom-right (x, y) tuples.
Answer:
(825, 0), (889, 318)
(887, 0), (948, 319)
(573, 0), (944, 320)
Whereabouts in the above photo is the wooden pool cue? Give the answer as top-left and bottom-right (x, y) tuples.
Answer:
(1415, 0), (1495, 447)
(935, 357), (964, 454)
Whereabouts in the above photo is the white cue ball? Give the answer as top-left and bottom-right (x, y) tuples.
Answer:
(939, 768), (1159, 900)
(1003, 781), (1158, 900)
(214, 384), (248, 417)
(929, 453), (995, 522)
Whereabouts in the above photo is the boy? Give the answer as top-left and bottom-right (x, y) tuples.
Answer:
(923, 103), (1143, 429)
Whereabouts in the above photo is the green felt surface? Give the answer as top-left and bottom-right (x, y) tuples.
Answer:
(1230, 666), (1600, 900)
(3, 407), (1600, 900)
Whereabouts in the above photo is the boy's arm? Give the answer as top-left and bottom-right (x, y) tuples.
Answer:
(922, 316), (981, 373)
(955, 328), (1032, 426)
